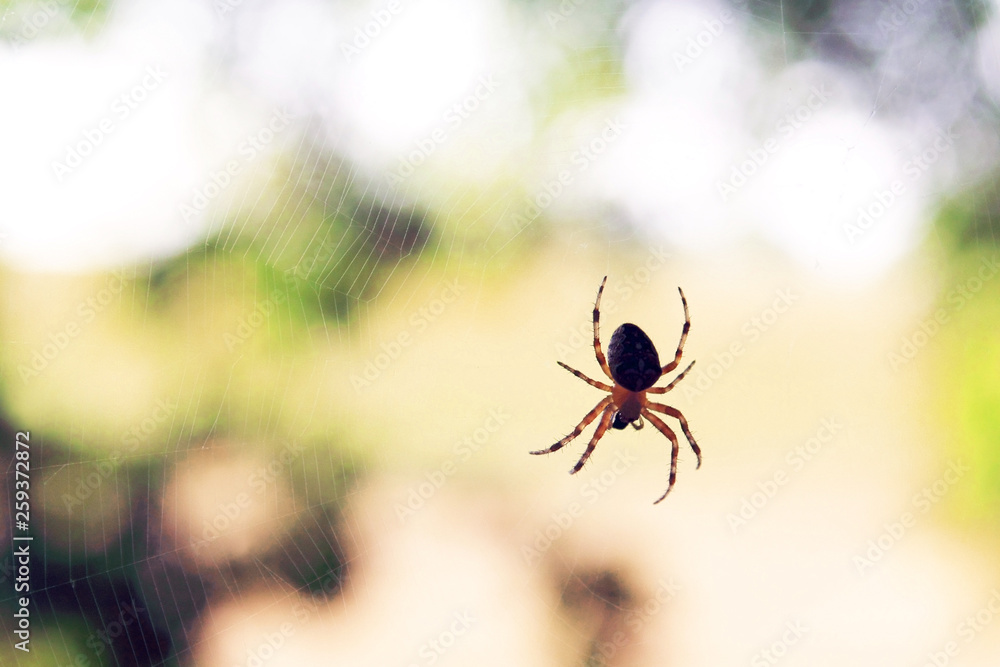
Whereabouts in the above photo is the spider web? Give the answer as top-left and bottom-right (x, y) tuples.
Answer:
(3, 0), (1000, 665)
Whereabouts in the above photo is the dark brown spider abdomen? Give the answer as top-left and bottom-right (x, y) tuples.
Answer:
(607, 323), (661, 392)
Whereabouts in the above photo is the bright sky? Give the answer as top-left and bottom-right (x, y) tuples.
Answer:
(0, 0), (977, 280)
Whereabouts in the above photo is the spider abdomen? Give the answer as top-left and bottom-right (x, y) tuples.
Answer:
(607, 323), (661, 391)
(533, 277), (700, 504)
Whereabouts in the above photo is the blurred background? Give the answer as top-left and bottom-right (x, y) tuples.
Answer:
(3, 0), (1000, 664)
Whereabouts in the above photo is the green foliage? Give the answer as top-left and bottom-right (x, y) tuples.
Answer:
(934, 176), (1000, 252)
(935, 254), (1000, 521)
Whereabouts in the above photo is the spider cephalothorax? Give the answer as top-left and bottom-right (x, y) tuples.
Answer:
(530, 276), (701, 503)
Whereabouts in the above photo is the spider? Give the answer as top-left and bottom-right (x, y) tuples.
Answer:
(531, 276), (701, 503)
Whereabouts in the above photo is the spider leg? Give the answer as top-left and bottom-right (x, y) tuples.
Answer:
(642, 408), (680, 503)
(530, 396), (612, 456)
(557, 361), (613, 392)
(592, 276), (614, 381)
(647, 361), (695, 394)
(660, 287), (691, 375)
(570, 405), (614, 474)
(646, 400), (701, 469)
